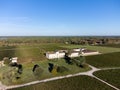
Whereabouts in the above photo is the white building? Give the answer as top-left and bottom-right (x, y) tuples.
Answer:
(73, 48), (86, 52)
(46, 48), (100, 59)
(46, 51), (65, 59)
(68, 51), (80, 57)
(81, 50), (100, 56)
(10, 57), (18, 63)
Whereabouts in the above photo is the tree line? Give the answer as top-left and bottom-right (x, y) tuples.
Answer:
(0, 36), (120, 45)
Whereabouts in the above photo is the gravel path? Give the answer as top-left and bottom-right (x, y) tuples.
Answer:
(0, 82), (7, 90)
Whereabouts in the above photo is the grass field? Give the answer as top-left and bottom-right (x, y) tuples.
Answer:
(0, 44), (88, 85)
(0, 43), (120, 85)
(0, 46), (16, 60)
(0, 43), (66, 62)
(94, 69), (120, 89)
(0, 43), (120, 62)
(9, 75), (114, 90)
(86, 52), (120, 68)
(0, 59), (90, 85)
(61, 44), (120, 53)
(97, 44), (120, 48)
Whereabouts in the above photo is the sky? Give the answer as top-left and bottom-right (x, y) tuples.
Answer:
(0, 0), (120, 36)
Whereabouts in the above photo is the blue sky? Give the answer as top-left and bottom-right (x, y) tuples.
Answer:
(0, 0), (120, 36)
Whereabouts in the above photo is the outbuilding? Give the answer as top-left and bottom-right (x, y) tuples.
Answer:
(10, 57), (18, 63)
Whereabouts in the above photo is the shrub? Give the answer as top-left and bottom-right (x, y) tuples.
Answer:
(17, 64), (23, 74)
(33, 67), (44, 78)
(4, 59), (11, 65)
(10, 63), (18, 67)
(1, 68), (20, 84)
(48, 63), (54, 72)
(32, 64), (39, 72)
(57, 66), (69, 73)
(64, 55), (73, 64)
(72, 56), (86, 67)
(51, 65), (57, 75)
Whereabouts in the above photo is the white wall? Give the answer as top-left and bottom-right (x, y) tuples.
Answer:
(46, 52), (65, 59)
(73, 49), (81, 52)
(69, 53), (79, 57)
(82, 52), (99, 56)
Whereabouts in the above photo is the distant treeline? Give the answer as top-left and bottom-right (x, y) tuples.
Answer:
(0, 36), (120, 45)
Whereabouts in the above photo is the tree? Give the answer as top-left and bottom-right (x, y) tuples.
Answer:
(33, 67), (44, 78)
(17, 64), (23, 74)
(64, 53), (72, 64)
(51, 65), (57, 75)
(1, 68), (20, 84)
(72, 56), (86, 67)
(57, 66), (69, 73)
(4, 58), (11, 65)
(79, 56), (86, 65)
(48, 63), (54, 72)
(32, 64), (39, 72)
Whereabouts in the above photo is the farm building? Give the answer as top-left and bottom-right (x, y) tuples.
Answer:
(73, 48), (100, 56)
(73, 48), (85, 52)
(82, 50), (99, 56)
(68, 51), (80, 57)
(46, 48), (100, 59)
(10, 57), (18, 63)
(46, 51), (66, 59)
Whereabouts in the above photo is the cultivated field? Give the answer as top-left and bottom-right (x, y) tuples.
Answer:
(94, 69), (120, 89)
(1, 44), (120, 62)
(9, 75), (114, 90)
(86, 52), (120, 68)
(97, 44), (120, 48)
(62, 44), (120, 53)
(0, 46), (16, 60)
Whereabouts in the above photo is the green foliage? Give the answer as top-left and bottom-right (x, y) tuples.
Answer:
(64, 53), (73, 64)
(33, 67), (44, 78)
(10, 75), (114, 90)
(86, 52), (120, 68)
(82, 63), (89, 68)
(51, 65), (58, 75)
(94, 69), (120, 88)
(1, 68), (20, 85)
(4, 58), (11, 65)
(79, 56), (86, 64)
(72, 56), (86, 67)
(32, 64), (39, 72)
(0, 59), (90, 85)
(17, 64), (23, 74)
(57, 66), (69, 73)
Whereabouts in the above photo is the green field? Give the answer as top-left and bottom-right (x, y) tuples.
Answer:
(0, 46), (16, 60)
(97, 44), (120, 48)
(61, 44), (120, 53)
(0, 43), (120, 86)
(0, 43), (66, 62)
(94, 69), (120, 89)
(9, 75), (114, 90)
(86, 52), (120, 68)
(0, 59), (90, 85)
(1, 44), (120, 62)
